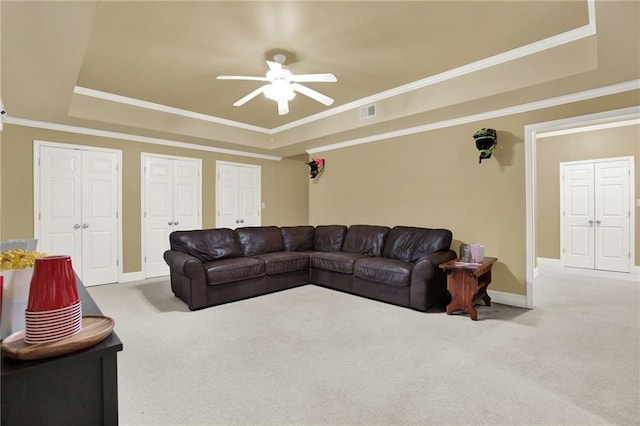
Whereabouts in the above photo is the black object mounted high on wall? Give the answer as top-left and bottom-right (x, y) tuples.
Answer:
(306, 158), (325, 179)
(473, 128), (497, 164)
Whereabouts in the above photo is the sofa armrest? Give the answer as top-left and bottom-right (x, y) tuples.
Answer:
(164, 250), (205, 278)
(163, 250), (208, 310)
(417, 250), (457, 268)
(409, 249), (457, 310)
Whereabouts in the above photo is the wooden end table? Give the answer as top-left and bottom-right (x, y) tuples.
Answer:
(439, 257), (497, 321)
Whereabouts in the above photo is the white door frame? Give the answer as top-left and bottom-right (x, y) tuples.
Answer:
(33, 140), (123, 282)
(141, 153), (202, 278)
(525, 106), (639, 308)
(215, 160), (262, 228)
(560, 156), (633, 271)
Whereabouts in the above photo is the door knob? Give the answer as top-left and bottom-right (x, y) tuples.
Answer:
(73, 223), (81, 229)
(240, 219), (244, 223)
(82, 223), (89, 229)
(588, 220), (594, 227)
(596, 220), (602, 225)
(174, 221), (179, 226)
(168, 221), (174, 226)
(235, 219), (239, 224)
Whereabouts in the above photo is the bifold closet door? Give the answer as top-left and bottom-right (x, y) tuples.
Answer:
(38, 146), (119, 286)
(143, 156), (200, 278)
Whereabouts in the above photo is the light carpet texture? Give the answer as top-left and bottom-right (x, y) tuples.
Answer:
(88, 267), (640, 425)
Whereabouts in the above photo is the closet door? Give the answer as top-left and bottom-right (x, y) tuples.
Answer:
(560, 158), (631, 273)
(38, 145), (120, 286)
(144, 157), (174, 278)
(561, 163), (595, 269)
(39, 146), (83, 264)
(143, 155), (201, 278)
(81, 150), (119, 285)
(216, 162), (261, 228)
(594, 160), (630, 272)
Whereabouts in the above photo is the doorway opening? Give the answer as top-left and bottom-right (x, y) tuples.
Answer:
(525, 106), (639, 308)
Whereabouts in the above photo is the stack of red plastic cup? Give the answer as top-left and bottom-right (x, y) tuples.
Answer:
(25, 256), (82, 344)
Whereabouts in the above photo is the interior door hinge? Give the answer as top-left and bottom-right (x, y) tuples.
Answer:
(144, 211), (147, 218)
(38, 212), (41, 220)
(562, 248), (565, 254)
(116, 212), (119, 219)
(117, 259), (119, 266)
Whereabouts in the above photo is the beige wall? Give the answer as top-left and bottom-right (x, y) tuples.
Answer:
(1, 93), (638, 294)
(309, 93), (640, 296)
(536, 125), (640, 264)
(0, 126), (309, 273)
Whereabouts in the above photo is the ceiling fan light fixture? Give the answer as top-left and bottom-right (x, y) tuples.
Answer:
(263, 80), (295, 102)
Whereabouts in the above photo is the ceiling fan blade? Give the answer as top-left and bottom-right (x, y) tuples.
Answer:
(277, 99), (289, 115)
(217, 75), (270, 82)
(233, 85), (268, 106)
(290, 73), (337, 83)
(291, 83), (334, 106)
(266, 61), (282, 72)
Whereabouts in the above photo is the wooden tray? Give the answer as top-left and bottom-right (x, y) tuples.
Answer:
(1, 316), (115, 361)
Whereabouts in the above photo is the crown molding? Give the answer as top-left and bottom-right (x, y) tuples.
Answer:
(6, 80), (636, 161)
(73, 86), (272, 134)
(306, 80), (640, 154)
(536, 118), (640, 138)
(3, 116), (282, 161)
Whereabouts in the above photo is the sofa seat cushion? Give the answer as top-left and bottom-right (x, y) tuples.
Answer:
(204, 257), (265, 285)
(254, 252), (310, 275)
(353, 257), (414, 287)
(311, 252), (365, 274)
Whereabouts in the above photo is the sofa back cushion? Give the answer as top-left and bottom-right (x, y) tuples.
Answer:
(314, 225), (348, 252)
(235, 226), (284, 256)
(281, 226), (315, 252)
(382, 226), (452, 262)
(342, 225), (390, 257)
(170, 228), (243, 262)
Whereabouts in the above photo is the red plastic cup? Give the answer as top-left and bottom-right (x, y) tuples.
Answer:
(27, 255), (79, 312)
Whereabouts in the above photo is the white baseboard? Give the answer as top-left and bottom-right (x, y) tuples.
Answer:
(488, 290), (529, 308)
(537, 257), (561, 267)
(537, 257), (640, 282)
(120, 271), (145, 283)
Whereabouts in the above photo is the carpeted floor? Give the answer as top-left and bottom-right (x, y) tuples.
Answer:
(88, 266), (640, 425)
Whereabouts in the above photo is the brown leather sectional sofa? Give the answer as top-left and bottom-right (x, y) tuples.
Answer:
(163, 225), (456, 312)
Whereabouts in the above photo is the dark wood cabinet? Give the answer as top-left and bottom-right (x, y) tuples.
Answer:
(1, 281), (122, 426)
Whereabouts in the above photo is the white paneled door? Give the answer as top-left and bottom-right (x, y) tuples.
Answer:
(561, 158), (632, 273)
(216, 162), (261, 229)
(38, 145), (120, 286)
(143, 155), (201, 278)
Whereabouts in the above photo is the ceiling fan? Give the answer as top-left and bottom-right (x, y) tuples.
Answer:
(217, 54), (337, 115)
